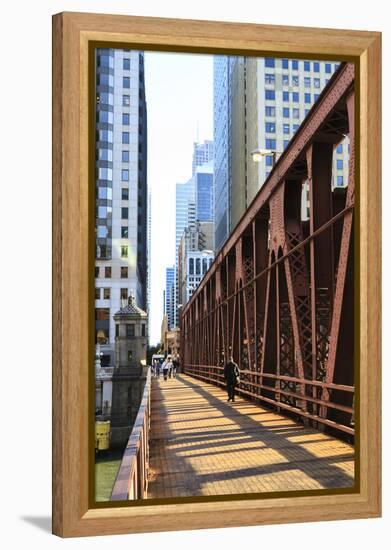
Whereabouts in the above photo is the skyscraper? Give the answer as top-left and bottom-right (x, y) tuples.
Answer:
(213, 56), (234, 252)
(195, 160), (214, 222)
(95, 48), (148, 367)
(147, 189), (152, 341)
(192, 140), (214, 175)
(164, 266), (176, 330)
(213, 55), (349, 251)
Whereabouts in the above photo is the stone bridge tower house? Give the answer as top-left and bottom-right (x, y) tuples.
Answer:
(110, 294), (148, 447)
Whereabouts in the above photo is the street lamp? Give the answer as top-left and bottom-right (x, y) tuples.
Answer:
(250, 148), (277, 167)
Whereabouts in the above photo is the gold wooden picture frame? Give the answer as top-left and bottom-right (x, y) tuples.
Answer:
(52, 12), (381, 537)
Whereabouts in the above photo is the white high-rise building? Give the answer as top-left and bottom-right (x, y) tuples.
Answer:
(95, 48), (148, 367)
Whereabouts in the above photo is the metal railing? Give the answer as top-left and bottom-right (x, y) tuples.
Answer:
(110, 369), (151, 500)
(185, 364), (354, 436)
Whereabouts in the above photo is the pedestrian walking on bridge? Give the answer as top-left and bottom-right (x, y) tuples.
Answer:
(224, 355), (240, 402)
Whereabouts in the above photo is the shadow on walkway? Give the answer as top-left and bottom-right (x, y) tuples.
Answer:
(147, 374), (354, 499)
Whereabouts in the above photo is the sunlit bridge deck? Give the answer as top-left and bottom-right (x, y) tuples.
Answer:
(147, 374), (354, 499)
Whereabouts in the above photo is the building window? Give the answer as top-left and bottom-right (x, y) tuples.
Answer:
(265, 73), (275, 85)
(195, 258), (201, 275)
(202, 258), (208, 274)
(95, 288), (100, 300)
(292, 76), (299, 86)
(120, 288), (128, 300)
(122, 188), (129, 200)
(265, 106), (275, 117)
(265, 90), (275, 100)
(122, 132), (129, 144)
(337, 159), (344, 170)
(105, 266), (111, 278)
(282, 74), (289, 86)
(283, 123), (290, 134)
(265, 139), (276, 149)
(126, 324), (135, 338)
(266, 155), (273, 167)
(336, 143), (343, 154)
(122, 113), (130, 125)
(121, 246), (128, 258)
(292, 59), (299, 70)
(265, 122), (276, 133)
(314, 94), (320, 101)
(121, 207), (128, 219)
(304, 61), (310, 71)
(189, 258), (194, 275)
(122, 150), (129, 162)
(122, 169), (129, 181)
(265, 57), (275, 67)
(314, 78), (321, 88)
(123, 76), (130, 88)
(141, 324), (146, 337)
(292, 92), (299, 102)
(293, 108), (300, 119)
(325, 63), (332, 73)
(121, 226), (128, 238)
(305, 93), (311, 103)
(283, 91), (289, 102)
(123, 58), (130, 70)
(313, 62), (320, 72)
(121, 267), (128, 278)
(283, 107), (290, 118)
(103, 288), (110, 300)
(281, 58), (288, 69)
(284, 140), (290, 149)
(123, 95), (130, 106)
(293, 124), (299, 132)
(337, 176), (344, 186)
(95, 266), (100, 278)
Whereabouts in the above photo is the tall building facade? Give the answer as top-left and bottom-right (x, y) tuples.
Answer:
(213, 56), (349, 251)
(213, 56), (234, 252)
(95, 48), (148, 367)
(192, 140), (214, 175)
(147, 189), (152, 341)
(164, 266), (176, 330)
(195, 160), (214, 222)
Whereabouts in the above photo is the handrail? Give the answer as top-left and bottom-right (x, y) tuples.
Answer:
(185, 364), (354, 436)
(111, 369), (151, 500)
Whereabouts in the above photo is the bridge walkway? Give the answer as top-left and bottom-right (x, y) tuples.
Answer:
(147, 374), (354, 499)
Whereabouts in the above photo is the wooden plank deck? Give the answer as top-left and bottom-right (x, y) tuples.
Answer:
(147, 374), (355, 499)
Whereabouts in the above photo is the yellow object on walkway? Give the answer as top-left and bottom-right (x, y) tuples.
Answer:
(95, 421), (110, 451)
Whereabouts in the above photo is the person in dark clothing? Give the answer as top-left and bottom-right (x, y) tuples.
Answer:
(224, 356), (240, 402)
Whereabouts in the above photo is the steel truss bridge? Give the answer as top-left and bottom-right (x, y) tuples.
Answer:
(181, 62), (355, 438)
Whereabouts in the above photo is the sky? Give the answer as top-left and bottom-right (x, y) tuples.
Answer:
(144, 51), (214, 344)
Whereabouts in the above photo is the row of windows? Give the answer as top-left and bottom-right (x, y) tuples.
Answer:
(95, 288), (139, 304)
(266, 74), (323, 89)
(97, 224), (131, 239)
(96, 149), (131, 164)
(95, 266), (129, 279)
(265, 81), (321, 101)
(265, 58), (335, 73)
(188, 257), (213, 276)
(95, 287), (111, 299)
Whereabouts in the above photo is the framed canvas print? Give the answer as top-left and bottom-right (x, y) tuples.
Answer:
(52, 12), (381, 537)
